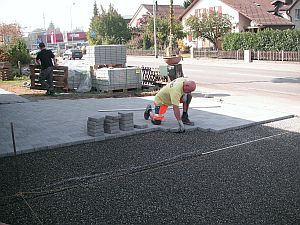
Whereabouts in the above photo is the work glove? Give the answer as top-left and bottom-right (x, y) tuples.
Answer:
(178, 120), (185, 133)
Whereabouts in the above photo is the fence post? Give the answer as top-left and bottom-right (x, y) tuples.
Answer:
(257, 51), (260, 61)
(190, 47), (194, 58)
(244, 50), (252, 63)
(282, 50), (284, 61)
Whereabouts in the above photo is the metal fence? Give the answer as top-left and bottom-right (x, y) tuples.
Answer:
(192, 48), (300, 62)
(252, 50), (300, 61)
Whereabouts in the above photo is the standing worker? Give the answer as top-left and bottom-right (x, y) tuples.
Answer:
(35, 42), (57, 95)
(144, 77), (196, 133)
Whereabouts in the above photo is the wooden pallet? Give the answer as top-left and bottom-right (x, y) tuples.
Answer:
(92, 64), (125, 69)
(0, 62), (13, 81)
(0, 61), (11, 69)
(29, 65), (69, 91)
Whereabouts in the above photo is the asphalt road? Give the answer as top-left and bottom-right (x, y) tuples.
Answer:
(127, 56), (300, 94)
(127, 56), (300, 115)
(0, 118), (299, 225)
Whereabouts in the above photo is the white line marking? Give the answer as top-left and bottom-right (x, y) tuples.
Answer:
(202, 132), (290, 155)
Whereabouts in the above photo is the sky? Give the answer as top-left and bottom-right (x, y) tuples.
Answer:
(0, 0), (184, 33)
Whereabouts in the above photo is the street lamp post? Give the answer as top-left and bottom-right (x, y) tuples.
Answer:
(70, 2), (75, 45)
(153, 0), (158, 58)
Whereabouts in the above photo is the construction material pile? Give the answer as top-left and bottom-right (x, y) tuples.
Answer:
(92, 67), (141, 92)
(86, 45), (126, 66)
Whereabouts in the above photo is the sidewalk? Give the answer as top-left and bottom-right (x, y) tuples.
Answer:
(0, 89), (294, 157)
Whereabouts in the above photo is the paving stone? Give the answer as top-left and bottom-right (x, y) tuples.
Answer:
(105, 115), (120, 120)
(104, 124), (119, 129)
(104, 129), (120, 134)
(134, 124), (148, 129)
(87, 121), (104, 126)
(88, 116), (105, 122)
(120, 127), (134, 131)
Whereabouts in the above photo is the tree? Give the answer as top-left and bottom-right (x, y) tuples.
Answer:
(183, 0), (193, 9)
(87, 4), (131, 45)
(6, 38), (31, 66)
(0, 23), (22, 45)
(186, 12), (232, 49)
(145, 16), (184, 50)
(93, 0), (99, 17)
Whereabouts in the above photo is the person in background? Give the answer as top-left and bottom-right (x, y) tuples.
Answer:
(35, 42), (57, 95)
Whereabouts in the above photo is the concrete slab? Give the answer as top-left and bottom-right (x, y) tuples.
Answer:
(0, 88), (29, 104)
(0, 96), (294, 157)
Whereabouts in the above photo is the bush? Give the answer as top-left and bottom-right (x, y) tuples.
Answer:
(222, 28), (300, 51)
(5, 39), (31, 66)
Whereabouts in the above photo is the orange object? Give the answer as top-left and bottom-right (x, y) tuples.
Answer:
(153, 102), (168, 121)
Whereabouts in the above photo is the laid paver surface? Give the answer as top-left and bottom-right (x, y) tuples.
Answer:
(0, 118), (299, 224)
(0, 90), (294, 157)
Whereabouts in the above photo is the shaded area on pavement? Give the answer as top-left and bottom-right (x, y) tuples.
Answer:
(0, 119), (299, 225)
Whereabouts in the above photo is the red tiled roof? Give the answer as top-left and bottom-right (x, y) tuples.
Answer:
(179, 0), (294, 27)
(222, 0), (294, 26)
(142, 4), (185, 19)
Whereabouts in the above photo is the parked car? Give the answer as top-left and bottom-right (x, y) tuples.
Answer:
(63, 49), (83, 60)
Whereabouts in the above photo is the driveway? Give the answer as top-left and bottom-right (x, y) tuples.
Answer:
(0, 117), (299, 224)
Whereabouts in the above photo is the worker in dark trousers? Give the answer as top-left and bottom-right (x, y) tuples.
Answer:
(144, 77), (196, 133)
(35, 42), (57, 95)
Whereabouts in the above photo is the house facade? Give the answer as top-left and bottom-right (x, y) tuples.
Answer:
(179, 0), (295, 48)
(129, 4), (185, 28)
(279, 0), (300, 29)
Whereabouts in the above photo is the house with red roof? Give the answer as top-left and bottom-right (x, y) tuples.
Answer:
(179, 0), (296, 48)
(129, 4), (185, 28)
(275, 0), (300, 29)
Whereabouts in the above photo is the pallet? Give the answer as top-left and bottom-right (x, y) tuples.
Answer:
(0, 62), (13, 81)
(0, 61), (11, 69)
(92, 64), (125, 69)
(29, 65), (69, 91)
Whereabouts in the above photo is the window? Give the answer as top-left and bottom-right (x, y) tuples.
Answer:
(296, 9), (300, 20)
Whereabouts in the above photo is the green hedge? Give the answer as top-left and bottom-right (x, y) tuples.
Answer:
(222, 29), (300, 51)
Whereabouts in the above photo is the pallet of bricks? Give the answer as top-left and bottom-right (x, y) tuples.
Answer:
(87, 45), (142, 92)
(29, 65), (69, 91)
(92, 67), (142, 92)
(0, 62), (13, 81)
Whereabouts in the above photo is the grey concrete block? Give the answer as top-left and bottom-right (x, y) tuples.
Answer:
(104, 125), (119, 130)
(119, 120), (133, 124)
(88, 116), (105, 122)
(87, 121), (104, 126)
(118, 112), (134, 117)
(120, 127), (134, 131)
(105, 115), (120, 120)
(104, 129), (120, 134)
(134, 124), (148, 129)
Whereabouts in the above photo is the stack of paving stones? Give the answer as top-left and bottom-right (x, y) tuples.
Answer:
(87, 116), (105, 137)
(118, 112), (134, 131)
(86, 45), (126, 66)
(92, 67), (142, 92)
(104, 115), (120, 134)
